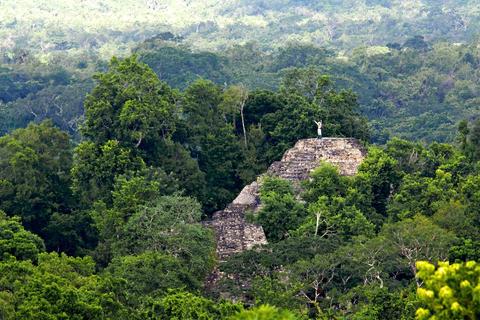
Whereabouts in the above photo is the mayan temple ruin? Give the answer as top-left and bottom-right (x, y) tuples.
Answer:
(205, 137), (367, 262)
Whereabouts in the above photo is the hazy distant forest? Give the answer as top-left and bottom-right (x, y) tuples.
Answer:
(2, 1), (480, 319)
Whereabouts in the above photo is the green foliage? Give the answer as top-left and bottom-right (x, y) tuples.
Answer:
(71, 140), (147, 206)
(299, 162), (377, 240)
(181, 79), (245, 211)
(449, 239), (480, 263)
(92, 193), (215, 278)
(260, 176), (295, 196)
(4, 27), (480, 144)
(459, 119), (480, 162)
(280, 69), (369, 141)
(82, 55), (177, 149)
(1, 81), (92, 138)
(251, 276), (305, 312)
(220, 131), (479, 317)
(338, 285), (417, 320)
(142, 291), (243, 320)
(3, 0), (480, 60)
(0, 252), (128, 319)
(228, 305), (298, 320)
(153, 140), (207, 205)
(351, 42), (480, 142)
(89, 173), (174, 255)
(433, 201), (478, 240)
(0, 121), (76, 246)
(0, 212), (44, 261)
(42, 210), (98, 256)
(0, 121), (72, 222)
(288, 252), (349, 317)
(296, 196), (374, 240)
(251, 72), (368, 163)
(460, 174), (480, 218)
(118, 196), (216, 279)
(356, 147), (401, 217)
(388, 170), (458, 220)
(139, 46), (231, 89)
(257, 177), (307, 242)
(220, 236), (339, 282)
(3, 10), (480, 316)
(105, 252), (196, 299)
(381, 216), (457, 278)
(384, 138), (429, 175)
(302, 163), (348, 203)
(416, 261), (480, 320)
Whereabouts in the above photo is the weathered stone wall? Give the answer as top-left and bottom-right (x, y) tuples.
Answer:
(270, 138), (366, 178)
(205, 138), (366, 262)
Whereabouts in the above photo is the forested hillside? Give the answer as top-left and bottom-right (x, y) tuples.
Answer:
(2, 38), (480, 142)
(2, 1), (480, 318)
(2, 56), (480, 319)
(2, 0), (480, 141)
(2, 0), (480, 60)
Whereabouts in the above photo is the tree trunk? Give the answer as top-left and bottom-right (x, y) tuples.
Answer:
(240, 101), (247, 147)
(239, 86), (249, 147)
(315, 212), (320, 237)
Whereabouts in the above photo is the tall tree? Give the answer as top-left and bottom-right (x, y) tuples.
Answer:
(182, 79), (243, 211)
(221, 84), (249, 147)
(0, 121), (73, 236)
(82, 55), (177, 153)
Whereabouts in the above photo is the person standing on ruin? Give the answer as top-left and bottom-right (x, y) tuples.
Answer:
(314, 120), (322, 139)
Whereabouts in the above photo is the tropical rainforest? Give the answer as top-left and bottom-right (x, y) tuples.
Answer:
(1, 0), (480, 319)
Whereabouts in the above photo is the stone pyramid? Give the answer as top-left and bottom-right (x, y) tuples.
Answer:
(205, 138), (367, 261)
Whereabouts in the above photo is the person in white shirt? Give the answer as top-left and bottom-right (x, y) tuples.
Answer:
(314, 120), (322, 139)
